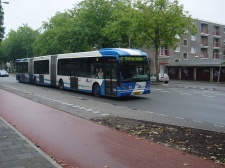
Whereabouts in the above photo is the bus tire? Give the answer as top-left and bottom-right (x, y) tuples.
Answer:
(93, 83), (101, 97)
(34, 77), (37, 85)
(18, 76), (21, 83)
(59, 80), (64, 90)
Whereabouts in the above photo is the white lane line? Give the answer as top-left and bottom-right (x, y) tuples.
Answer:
(2, 85), (104, 116)
(193, 92), (204, 94)
(213, 124), (224, 128)
(93, 111), (101, 114)
(216, 94), (224, 96)
(161, 91), (171, 93)
(64, 103), (74, 106)
(151, 89), (162, 91)
(203, 91), (215, 93)
(159, 114), (168, 117)
(174, 117), (184, 119)
(101, 114), (110, 116)
(180, 93), (192, 95)
(172, 90), (183, 92)
(193, 120), (203, 123)
(72, 105), (79, 108)
(202, 95), (215, 98)
(86, 109), (93, 112)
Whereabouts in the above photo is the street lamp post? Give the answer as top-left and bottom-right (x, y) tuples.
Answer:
(217, 53), (222, 84)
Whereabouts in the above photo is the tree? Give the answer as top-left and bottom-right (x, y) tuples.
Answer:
(0, 25), (39, 62)
(33, 11), (91, 56)
(104, 0), (197, 82)
(0, 1), (4, 41)
(103, 0), (137, 48)
(74, 0), (120, 49)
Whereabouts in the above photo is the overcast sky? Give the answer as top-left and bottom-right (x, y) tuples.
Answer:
(2, 0), (225, 35)
(3, 0), (80, 34)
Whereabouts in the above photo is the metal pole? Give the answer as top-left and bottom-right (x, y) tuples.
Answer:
(217, 65), (221, 84)
(217, 53), (222, 85)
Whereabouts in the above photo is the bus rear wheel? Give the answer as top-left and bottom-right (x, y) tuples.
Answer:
(93, 84), (100, 97)
(59, 80), (64, 90)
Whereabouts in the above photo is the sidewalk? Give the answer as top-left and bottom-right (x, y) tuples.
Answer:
(0, 117), (61, 168)
(156, 80), (225, 92)
(0, 89), (224, 168)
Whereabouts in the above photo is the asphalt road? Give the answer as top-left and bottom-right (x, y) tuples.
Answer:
(1, 76), (225, 128)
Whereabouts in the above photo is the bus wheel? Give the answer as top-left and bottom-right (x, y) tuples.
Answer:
(93, 84), (100, 97)
(18, 76), (21, 83)
(34, 78), (37, 85)
(59, 80), (64, 90)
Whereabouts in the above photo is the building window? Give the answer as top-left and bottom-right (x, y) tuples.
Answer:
(213, 25), (220, 36)
(175, 46), (180, 52)
(183, 39), (188, 47)
(201, 23), (208, 34)
(183, 53), (188, 60)
(191, 35), (196, 41)
(174, 58), (180, 62)
(191, 47), (196, 54)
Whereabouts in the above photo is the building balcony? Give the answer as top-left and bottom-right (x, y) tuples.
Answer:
(159, 49), (170, 58)
(201, 43), (209, 48)
(201, 30), (209, 36)
(213, 42), (220, 49)
(213, 54), (220, 59)
(200, 54), (208, 58)
(159, 49), (169, 57)
(213, 31), (220, 36)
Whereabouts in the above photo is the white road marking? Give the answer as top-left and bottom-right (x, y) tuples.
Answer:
(180, 93), (192, 95)
(193, 120), (203, 123)
(93, 111), (101, 114)
(172, 90), (183, 92)
(174, 117), (184, 119)
(203, 91), (215, 93)
(161, 91), (171, 93)
(202, 95), (215, 98)
(193, 92), (204, 94)
(151, 89), (162, 91)
(159, 114), (168, 117)
(101, 114), (110, 116)
(216, 94), (225, 96)
(213, 124), (224, 128)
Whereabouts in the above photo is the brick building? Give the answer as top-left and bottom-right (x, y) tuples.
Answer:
(143, 19), (225, 82)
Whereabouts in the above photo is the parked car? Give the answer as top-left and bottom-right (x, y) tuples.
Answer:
(150, 74), (156, 83)
(150, 73), (169, 84)
(0, 69), (9, 77)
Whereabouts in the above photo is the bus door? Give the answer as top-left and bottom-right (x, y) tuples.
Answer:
(105, 63), (117, 96)
(70, 62), (79, 90)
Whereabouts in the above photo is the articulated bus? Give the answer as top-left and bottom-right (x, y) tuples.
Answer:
(16, 48), (150, 97)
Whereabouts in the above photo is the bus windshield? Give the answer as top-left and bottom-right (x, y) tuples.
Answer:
(121, 56), (149, 82)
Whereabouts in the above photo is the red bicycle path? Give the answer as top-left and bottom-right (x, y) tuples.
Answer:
(0, 89), (223, 168)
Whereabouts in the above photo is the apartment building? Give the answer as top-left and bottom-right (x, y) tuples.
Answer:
(143, 19), (225, 82)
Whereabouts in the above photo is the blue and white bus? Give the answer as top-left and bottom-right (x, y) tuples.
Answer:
(16, 48), (151, 97)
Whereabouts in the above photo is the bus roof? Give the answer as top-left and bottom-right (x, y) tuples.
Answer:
(15, 58), (30, 62)
(15, 48), (147, 61)
(99, 48), (147, 57)
(57, 48), (147, 59)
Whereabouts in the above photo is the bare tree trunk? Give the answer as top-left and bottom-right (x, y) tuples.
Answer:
(155, 46), (159, 83)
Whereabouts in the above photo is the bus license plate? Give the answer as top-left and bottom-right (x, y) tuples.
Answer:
(134, 92), (141, 95)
